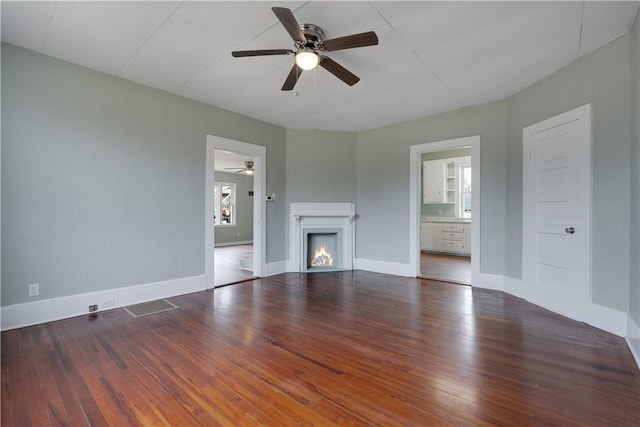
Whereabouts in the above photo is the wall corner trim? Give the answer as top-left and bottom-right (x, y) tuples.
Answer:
(584, 302), (627, 337)
(475, 273), (505, 291)
(504, 276), (526, 299)
(0, 274), (207, 331)
(626, 314), (640, 371)
(265, 261), (288, 277)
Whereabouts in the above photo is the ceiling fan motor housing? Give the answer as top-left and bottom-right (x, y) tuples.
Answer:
(298, 23), (324, 49)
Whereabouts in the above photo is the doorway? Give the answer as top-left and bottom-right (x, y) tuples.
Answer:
(419, 148), (472, 284)
(206, 135), (266, 289)
(212, 150), (256, 286)
(409, 136), (480, 285)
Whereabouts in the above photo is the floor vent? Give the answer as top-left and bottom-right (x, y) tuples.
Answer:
(124, 299), (178, 318)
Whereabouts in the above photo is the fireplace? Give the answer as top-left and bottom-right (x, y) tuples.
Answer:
(290, 203), (355, 273)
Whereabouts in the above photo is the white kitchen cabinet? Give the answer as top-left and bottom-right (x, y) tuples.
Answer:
(420, 222), (441, 251)
(441, 223), (466, 254)
(423, 156), (471, 206)
(422, 159), (444, 203)
(421, 222), (471, 255)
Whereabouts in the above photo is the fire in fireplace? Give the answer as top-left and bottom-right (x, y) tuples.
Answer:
(311, 245), (333, 267)
(305, 230), (341, 271)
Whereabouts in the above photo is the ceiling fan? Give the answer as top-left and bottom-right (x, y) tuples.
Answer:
(231, 7), (378, 91)
(225, 160), (255, 175)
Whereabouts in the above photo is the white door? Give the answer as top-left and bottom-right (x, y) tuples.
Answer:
(522, 104), (591, 320)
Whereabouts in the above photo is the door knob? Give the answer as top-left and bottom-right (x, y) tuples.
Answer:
(565, 227), (575, 234)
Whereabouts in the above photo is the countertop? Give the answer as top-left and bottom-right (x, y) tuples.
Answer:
(422, 217), (471, 223)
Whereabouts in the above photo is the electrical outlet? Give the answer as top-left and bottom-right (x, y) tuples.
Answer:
(102, 298), (115, 308)
(89, 304), (98, 313)
(28, 284), (39, 297)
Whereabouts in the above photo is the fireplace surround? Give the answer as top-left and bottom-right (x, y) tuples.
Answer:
(290, 203), (355, 273)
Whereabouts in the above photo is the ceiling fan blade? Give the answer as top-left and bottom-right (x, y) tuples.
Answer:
(272, 7), (306, 43)
(322, 31), (379, 52)
(281, 64), (303, 91)
(319, 57), (360, 86)
(232, 49), (292, 58)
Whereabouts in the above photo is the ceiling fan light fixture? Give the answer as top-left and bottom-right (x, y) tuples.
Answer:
(231, 7), (378, 90)
(295, 48), (319, 70)
(245, 169), (254, 175)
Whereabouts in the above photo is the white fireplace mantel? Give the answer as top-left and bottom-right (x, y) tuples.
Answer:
(289, 203), (355, 272)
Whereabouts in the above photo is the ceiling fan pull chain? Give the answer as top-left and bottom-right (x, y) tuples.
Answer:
(313, 67), (317, 107)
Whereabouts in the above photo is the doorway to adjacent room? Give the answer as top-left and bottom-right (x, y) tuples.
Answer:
(409, 136), (480, 285)
(206, 135), (266, 289)
(212, 149), (256, 286)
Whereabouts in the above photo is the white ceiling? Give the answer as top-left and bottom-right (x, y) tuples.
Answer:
(2, 1), (639, 132)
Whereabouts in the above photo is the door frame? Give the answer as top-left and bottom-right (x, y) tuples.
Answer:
(409, 135), (481, 284)
(206, 135), (266, 288)
(522, 104), (592, 320)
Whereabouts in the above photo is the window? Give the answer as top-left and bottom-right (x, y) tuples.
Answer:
(459, 164), (472, 218)
(213, 182), (236, 225)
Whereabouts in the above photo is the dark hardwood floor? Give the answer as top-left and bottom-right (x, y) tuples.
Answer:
(2, 271), (639, 426)
(214, 244), (255, 287)
(421, 252), (471, 284)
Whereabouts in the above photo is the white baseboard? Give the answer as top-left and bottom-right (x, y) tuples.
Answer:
(475, 273), (504, 291)
(474, 274), (626, 338)
(1, 274), (207, 331)
(265, 261), (288, 276)
(583, 302), (627, 337)
(504, 276), (526, 299)
(214, 240), (253, 247)
(626, 314), (640, 371)
(353, 258), (413, 277)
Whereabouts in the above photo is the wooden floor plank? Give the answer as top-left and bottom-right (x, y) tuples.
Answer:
(420, 252), (471, 284)
(2, 271), (639, 426)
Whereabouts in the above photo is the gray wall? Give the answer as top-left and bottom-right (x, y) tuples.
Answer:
(1, 43), (287, 306)
(506, 36), (632, 311)
(285, 129), (357, 203)
(356, 100), (507, 274)
(213, 171), (253, 245)
(630, 14), (640, 326)
(285, 129), (357, 258)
